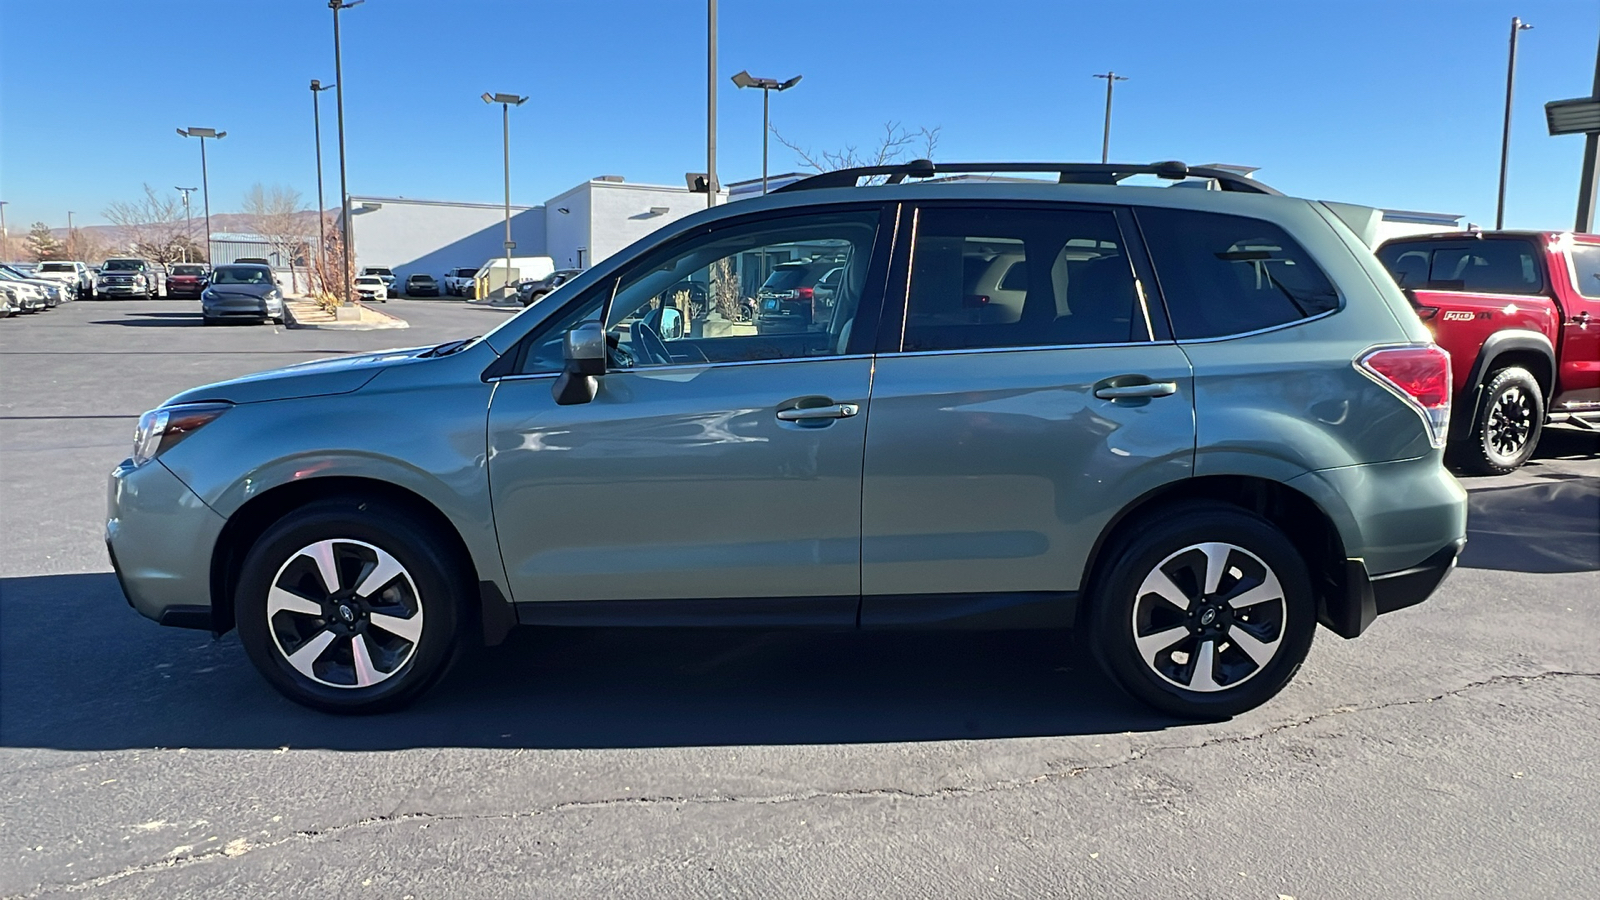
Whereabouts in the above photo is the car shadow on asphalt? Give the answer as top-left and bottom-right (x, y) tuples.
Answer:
(1457, 477), (1599, 573)
(0, 573), (1175, 752)
(1456, 427), (1599, 575)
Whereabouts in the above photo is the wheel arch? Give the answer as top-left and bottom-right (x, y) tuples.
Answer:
(1464, 329), (1555, 399)
(208, 475), (512, 644)
(1080, 475), (1357, 638)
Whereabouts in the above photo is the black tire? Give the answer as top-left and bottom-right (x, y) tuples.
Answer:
(1086, 501), (1317, 719)
(1454, 366), (1544, 476)
(235, 497), (467, 714)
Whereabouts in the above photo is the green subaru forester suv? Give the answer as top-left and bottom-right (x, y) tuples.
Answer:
(107, 161), (1467, 718)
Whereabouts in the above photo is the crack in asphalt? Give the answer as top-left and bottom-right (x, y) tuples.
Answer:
(12, 668), (1599, 898)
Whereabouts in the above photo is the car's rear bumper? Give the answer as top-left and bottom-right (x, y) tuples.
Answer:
(106, 458), (227, 628)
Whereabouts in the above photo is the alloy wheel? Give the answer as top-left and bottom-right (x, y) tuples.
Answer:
(1485, 385), (1532, 460)
(266, 539), (424, 689)
(1130, 541), (1286, 693)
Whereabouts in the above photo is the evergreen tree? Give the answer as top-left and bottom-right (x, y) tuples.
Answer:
(24, 222), (64, 261)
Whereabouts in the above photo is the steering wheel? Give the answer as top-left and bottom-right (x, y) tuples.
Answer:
(632, 321), (672, 366)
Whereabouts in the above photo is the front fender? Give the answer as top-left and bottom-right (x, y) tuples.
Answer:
(157, 361), (506, 599)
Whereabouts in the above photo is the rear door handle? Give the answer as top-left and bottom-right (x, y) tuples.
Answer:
(1094, 382), (1177, 400)
(777, 403), (859, 421)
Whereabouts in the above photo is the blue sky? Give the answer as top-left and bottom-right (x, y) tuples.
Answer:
(1, 0), (1597, 232)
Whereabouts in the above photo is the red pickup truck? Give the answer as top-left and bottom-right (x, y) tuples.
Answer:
(1376, 231), (1599, 474)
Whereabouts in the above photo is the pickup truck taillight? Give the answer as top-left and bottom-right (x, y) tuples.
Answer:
(1358, 345), (1451, 449)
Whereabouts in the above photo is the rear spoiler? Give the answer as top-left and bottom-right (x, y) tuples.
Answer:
(1318, 201), (1383, 249)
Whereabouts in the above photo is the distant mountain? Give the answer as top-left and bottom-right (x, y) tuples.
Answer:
(48, 210), (333, 245)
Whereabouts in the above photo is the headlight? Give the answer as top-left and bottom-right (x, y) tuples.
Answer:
(265, 289), (282, 302)
(131, 403), (231, 467)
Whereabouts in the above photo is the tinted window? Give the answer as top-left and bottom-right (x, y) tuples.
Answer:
(1138, 208), (1339, 339)
(1376, 239), (1544, 295)
(1572, 244), (1600, 300)
(171, 265), (206, 276)
(104, 260), (143, 271)
(902, 207), (1141, 352)
(38, 263), (74, 272)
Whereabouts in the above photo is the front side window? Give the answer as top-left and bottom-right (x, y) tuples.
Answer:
(901, 206), (1143, 352)
(515, 209), (881, 374)
(1138, 208), (1340, 340)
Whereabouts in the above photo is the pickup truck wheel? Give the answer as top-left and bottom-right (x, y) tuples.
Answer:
(235, 499), (466, 714)
(1087, 502), (1316, 719)
(1458, 366), (1543, 476)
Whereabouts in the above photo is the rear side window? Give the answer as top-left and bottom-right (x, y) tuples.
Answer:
(1567, 244), (1600, 299)
(1376, 239), (1544, 295)
(902, 206), (1143, 352)
(1138, 208), (1340, 340)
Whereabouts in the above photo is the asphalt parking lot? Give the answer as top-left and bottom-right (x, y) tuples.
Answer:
(2, 298), (1598, 898)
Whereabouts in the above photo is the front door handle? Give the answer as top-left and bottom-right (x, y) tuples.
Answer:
(777, 403), (859, 421)
(1095, 382), (1178, 400)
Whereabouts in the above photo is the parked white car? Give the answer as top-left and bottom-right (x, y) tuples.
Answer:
(32, 261), (91, 297)
(354, 275), (388, 302)
(0, 266), (63, 307)
(0, 274), (50, 311)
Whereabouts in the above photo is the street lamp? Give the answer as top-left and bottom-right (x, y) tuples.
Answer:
(310, 79), (334, 274)
(482, 91), (527, 299)
(1496, 16), (1534, 230)
(0, 200), (8, 261)
(1093, 71), (1129, 164)
(730, 70), (802, 195)
(175, 187), (197, 261)
(176, 127), (226, 263)
(330, 0), (365, 304)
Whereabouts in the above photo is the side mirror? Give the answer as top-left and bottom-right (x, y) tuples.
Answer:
(552, 321), (605, 405)
(659, 306), (684, 340)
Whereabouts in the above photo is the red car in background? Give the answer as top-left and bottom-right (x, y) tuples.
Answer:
(166, 263), (210, 299)
(1376, 231), (1600, 474)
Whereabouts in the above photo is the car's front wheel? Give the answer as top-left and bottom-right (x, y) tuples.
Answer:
(1087, 502), (1316, 719)
(235, 498), (465, 713)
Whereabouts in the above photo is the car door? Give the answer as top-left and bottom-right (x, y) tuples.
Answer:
(1558, 241), (1600, 410)
(486, 205), (893, 614)
(859, 203), (1196, 618)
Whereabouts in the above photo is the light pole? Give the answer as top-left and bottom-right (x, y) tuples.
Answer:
(175, 187), (197, 262)
(331, 0), (364, 304)
(731, 71), (802, 195)
(482, 91), (528, 299)
(177, 127), (226, 263)
(707, 0), (718, 208)
(0, 200), (8, 261)
(1093, 71), (1128, 164)
(311, 79), (334, 274)
(1497, 16), (1534, 230)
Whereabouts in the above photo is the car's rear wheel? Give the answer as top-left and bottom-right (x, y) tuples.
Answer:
(1087, 502), (1316, 719)
(235, 498), (465, 714)
(1456, 366), (1543, 476)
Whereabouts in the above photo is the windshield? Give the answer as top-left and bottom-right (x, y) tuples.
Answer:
(172, 265), (207, 276)
(211, 267), (273, 285)
(356, 277), (383, 285)
(453, 268), (478, 277)
(103, 260), (143, 271)
(38, 263), (75, 272)
(364, 268), (393, 276)
(410, 275), (435, 282)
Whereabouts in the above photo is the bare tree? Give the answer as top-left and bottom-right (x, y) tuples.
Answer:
(103, 185), (191, 263)
(242, 183), (310, 288)
(771, 121), (941, 178)
(63, 228), (107, 264)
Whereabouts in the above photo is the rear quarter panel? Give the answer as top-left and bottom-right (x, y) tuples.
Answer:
(1408, 288), (1558, 395)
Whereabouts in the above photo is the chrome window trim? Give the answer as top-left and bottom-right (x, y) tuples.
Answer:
(1171, 306), (1342, 344)
(492, 352), (876, 382)
(879, 339), (1172, 360)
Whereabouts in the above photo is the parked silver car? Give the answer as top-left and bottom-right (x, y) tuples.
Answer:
(200, 264), (284, 325)
(108, 160), (1467, 717)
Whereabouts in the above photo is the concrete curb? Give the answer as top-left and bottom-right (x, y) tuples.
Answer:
(283, 300), (410, 331)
